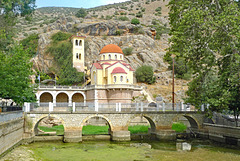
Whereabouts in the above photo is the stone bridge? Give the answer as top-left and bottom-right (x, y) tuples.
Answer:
(25, 111), (206, 142)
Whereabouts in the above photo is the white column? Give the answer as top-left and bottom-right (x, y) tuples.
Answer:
(72, 102), (76, 112)
(119, 103), (121, 112)
(201, 104), (204, 112)
(53, 98), (56, 107)
(49, 102), (53, 112)
(141, 102), (143, 112)
(95, 102), (98, 112)
(68, 98), (72, 107)
(162, 102), (165, 112)
(157, 103), (159, 111)
(181, 102), (184, 111)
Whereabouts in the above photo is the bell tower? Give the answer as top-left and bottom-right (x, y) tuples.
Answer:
(71, 34), (85, 72)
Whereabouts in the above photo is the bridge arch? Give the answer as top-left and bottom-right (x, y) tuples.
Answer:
(173, 114), (200, 129)
(71, 92), (86, 103)
(33, 114), (65, 136)
(127, 114), (156, 132)
(80, 114), (113, 131)
(39, 91), (54, 103)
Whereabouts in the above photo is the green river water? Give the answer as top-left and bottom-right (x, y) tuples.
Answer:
(1, 139), (240, 161)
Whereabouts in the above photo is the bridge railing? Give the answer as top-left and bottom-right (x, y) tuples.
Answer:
(24, 102), (201, 113)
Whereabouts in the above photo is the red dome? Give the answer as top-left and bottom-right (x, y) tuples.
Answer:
(100, 44), (123, 55)
(111, 67), (127, 74)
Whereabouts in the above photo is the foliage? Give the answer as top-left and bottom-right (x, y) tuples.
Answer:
(51, 32), (72, 43)
(75, 8), (87, 18)
(131, 18), (140, 25)
(128, 125), (150, 134)
(82, 125), (109, 135)
(136, 11), (143, 18)
(122, 47), (133, 56)
(0, 0), (36, 51)
(149, 19), (170, 39)
(167, 0), (240, 126)
(155, 7), (162, 16)
(172, 122), (187, 133)
(0, 44), (36, 105)
(20, 34), (39, 57)
(47, 37), (84, 85)
(118, 16), (129, 21)
(115, 29), (124, 36)
(38, 125), (64, 135)
(135, 65), (156, 84)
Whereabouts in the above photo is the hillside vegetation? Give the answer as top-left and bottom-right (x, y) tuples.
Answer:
(16, 0), (187, 102)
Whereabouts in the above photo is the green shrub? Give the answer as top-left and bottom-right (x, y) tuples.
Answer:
(136, 12), (143, 18)
(172, 122), (187, 133)
(20, 34), (39, 57)
(122, 47), (133, 56)
(120, 12), (127, 15)
(106, 15), (113, 20)
(131, 18), (140, 25)
(115, 29), (124, 36)
(51, 32), (72, 43)
(75, 8), (87, 18)
(135, 65), (156, 84)
(118, 16), (129, 21)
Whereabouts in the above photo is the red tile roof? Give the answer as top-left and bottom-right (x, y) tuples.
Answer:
(102, 62), (111, 65)
(111, 67), (127, 74)
(100, 44), (124, 55)
(93, 63), (102, 69)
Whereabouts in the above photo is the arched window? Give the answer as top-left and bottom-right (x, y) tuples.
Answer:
(115, 54), (117, 60)
(109, 54), (111, 60)
(126, 77), (129, 83)
(79, 40), (82, 46)
(114, 76), (117, 83)
(79, 53), (81, 60)
(120, 55), (122, 60)
(103, 55), (105, 60)
(75, 40), (78, 46)
(120, 76), (123, 82)
(76, 53), (78, 59)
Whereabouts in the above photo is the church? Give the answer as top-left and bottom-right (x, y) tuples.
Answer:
(71, 35), (142, 104)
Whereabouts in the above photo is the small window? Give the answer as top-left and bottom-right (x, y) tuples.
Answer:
(120, 55), (122, 60)
(109, 54), (111, 60)
(115, 54), (117, 60)
(103, 55), (105, 60)
(76, 53), (78, 59)
(79, 53), (81, 60)
(120, 76), (123, 82)
(79, 40), (82, 46)
(114, 76), (117, 83)
(75, 40), (78, 46)
(126, 78), (129, 83)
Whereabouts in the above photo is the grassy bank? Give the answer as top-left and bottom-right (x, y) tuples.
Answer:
(38, 125), (150, 135)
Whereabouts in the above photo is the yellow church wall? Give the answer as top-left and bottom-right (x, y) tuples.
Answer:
(105, 63), (132, 85)
(100, 53), (124, 61)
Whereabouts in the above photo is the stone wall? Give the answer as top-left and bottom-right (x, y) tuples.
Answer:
(0, 113), (24, 155)
(199, 123), (240, 146)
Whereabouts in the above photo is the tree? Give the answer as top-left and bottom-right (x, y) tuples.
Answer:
(167, 0), (240, 126)
(0, 0), (36, 51)
(0, 44), (36, 105)
(135, 65), (155, 84)
(75, 8), (87, 18)
(131, 18), (140, 25)
(47, 34), (84, 85)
